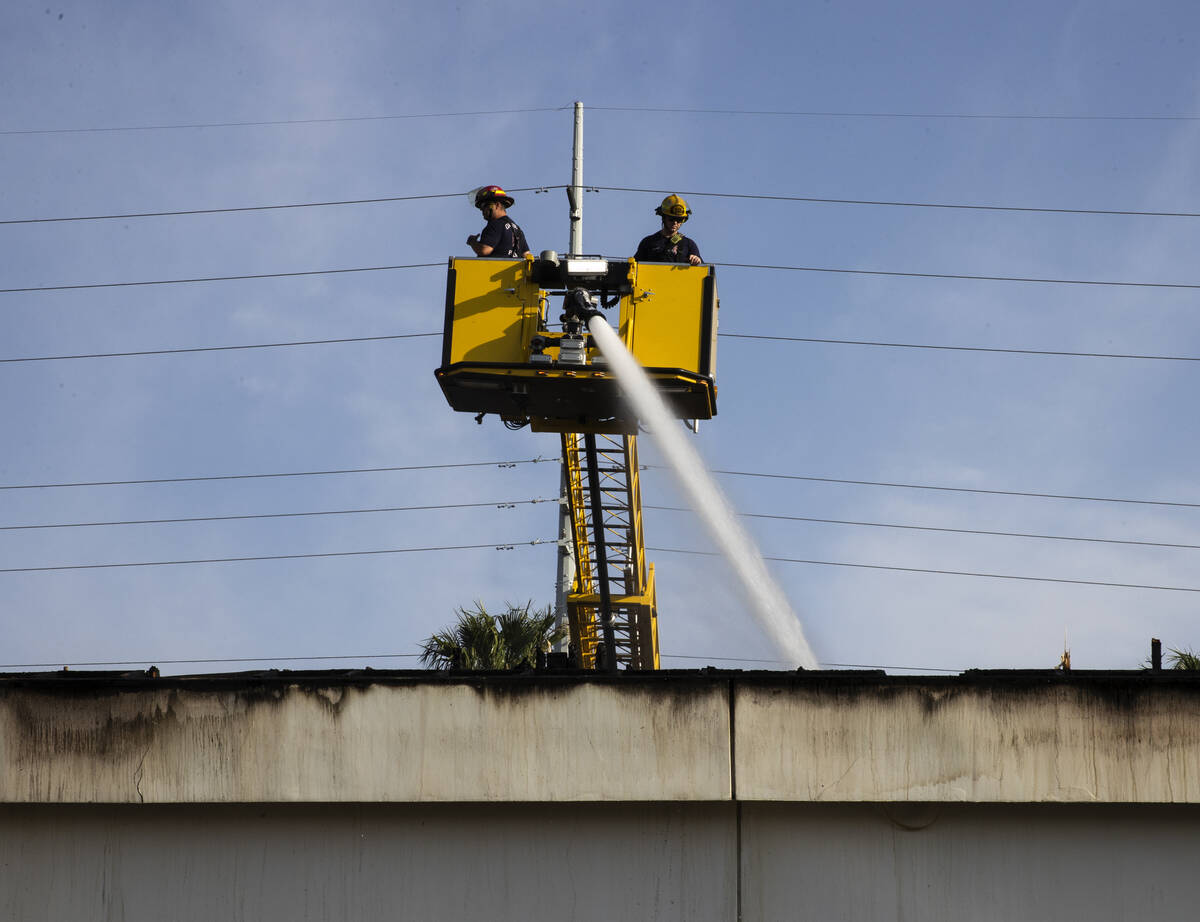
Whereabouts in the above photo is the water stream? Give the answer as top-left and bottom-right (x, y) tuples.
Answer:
(588, 316), (819, 670)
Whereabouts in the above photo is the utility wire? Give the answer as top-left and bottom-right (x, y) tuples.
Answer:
(648, 547), (1200, 593)
(1, 333), (438, 364)
(720, 333), (1200, 363)
(646, 505), (1200, 552)
(4, 459), (1192, 512)
(813, 661), (961, 672)
(0, 107), (570, 137)
(6, 330), (1199, 366)
(0, 654), (421, 670)
(0, 653), (956, 672)
(2, 499), (557, 531)
(8, 492), (1188, 553)
(590, 105), (1200, 122)
(0, 458), (557, 491)
(657, 467), (1200, 510)
(8, 260), (1196, 296)
(0, 193), (459, 225)
(714, 261), (1200, 290)
(659, 653), (962, 672)
(591, 185), (1200, 220)
(8, 103), (1193, 138)
(0, 262), (441, 294)
(0, 187), (564, 226)
(0, 540), (555, 574)
(6, 539), (1193, 590)
(6, 181), (1192, 225)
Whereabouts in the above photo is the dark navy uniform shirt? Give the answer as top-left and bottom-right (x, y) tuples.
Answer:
(479, 216), (530, 258)
(634, 232), (702, 264)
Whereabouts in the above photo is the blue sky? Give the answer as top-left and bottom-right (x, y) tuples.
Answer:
(2, 1), (1199, 674)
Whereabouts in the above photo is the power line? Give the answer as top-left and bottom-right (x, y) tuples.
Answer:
(0, 262), (441, 294)
(646, 506), (1200, 552)
(9, 495), (1191, 554)
(7, 488), (1187, 554)
(672, 467), (1200, 510)
(649, 547), (1200, 593)
(5, 458), (1193, 512)
(8, 103), (1194, 140)
(720, 333), (1200, 363)
(0, 187), (564, 226)
(8, 259), (1195, 296)
(0, 540), (555, 574)
(0, 332), (438, 364)
(7, 181), (1192, 226)
(0, 458), (557, 491)
(6, 494), (1190, 553)
(659, 653), (962, 672)
(591, 185), (1200, 220)
(2, 499), (557, 531)
(715, 261), (1200, 290)
(0, 106), (570, 137)
(591, 105), (1200, 122)
(10, 482), (1190, 554)
(7, 330), (1200, 366)
(813, 662), (962, 673)
(5, 532), (1194, 590)
(0, 654), (422, 670)
(0, 192), (458, 225)
(0, 653), (956, 672)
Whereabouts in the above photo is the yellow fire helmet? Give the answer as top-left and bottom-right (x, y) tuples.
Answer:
(654, 194), (692, 221)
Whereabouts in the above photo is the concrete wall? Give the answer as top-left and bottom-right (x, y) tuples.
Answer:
(740, 802), (1200, 921)
(2, 670), (1198, 920)
(735, 677), (1200, 802)
(0, 803), (735, 922)
(0, 677), (732, 803)
(3, 671), (1197, 805)
(2, 802), (1197, 922)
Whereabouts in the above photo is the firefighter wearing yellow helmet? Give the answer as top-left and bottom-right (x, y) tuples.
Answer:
(634, 194), (702, 265)
(467, 185), (532, 258)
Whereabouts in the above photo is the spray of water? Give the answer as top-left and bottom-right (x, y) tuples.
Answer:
(588, 316), (819, 669)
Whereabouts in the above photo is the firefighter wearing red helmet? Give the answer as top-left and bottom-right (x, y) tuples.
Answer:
(634, 194), (702, 265)
(467, 185), (532, 259)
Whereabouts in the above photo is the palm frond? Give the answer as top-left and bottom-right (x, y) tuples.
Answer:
(420, 600), (560, 670)
(1169, 647), (1200, 670)
(496, 601), (563, 668)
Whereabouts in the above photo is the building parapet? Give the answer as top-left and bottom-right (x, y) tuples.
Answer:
(1, 669), (1196, 805)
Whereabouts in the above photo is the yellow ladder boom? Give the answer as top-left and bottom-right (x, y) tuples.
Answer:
(562, 431), (658, 670)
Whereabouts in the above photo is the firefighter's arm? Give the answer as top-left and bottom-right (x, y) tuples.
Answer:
(466, 234), (494, 256)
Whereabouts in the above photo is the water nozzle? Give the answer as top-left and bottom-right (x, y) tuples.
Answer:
(563, 287), (603, 324)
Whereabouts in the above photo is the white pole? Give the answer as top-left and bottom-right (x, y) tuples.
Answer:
(569, 100), (584, 256)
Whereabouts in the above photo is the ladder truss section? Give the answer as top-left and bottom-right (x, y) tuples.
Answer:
(562, 432), (659, 670)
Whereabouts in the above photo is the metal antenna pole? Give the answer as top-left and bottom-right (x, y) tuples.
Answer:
(568, 100), (583, 256)
(553, 101), (584, 651)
